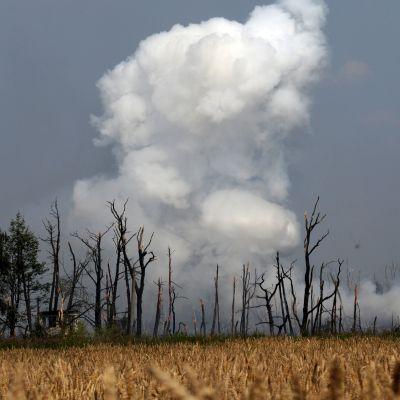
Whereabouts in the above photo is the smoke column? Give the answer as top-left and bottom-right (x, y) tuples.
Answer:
(71, 0), (328, 289)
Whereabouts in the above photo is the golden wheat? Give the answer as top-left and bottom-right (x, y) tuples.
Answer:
(0, 337), (400, 399)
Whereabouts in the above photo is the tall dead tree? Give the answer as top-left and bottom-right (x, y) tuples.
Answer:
(135, 226), (155, 337)
(311, 262), (326, 335)
(153, 278), (163, 338)
(41, 199), (61, 312)
(211, 264), (221, 335)
(165, 247), (174, 335)
(199, 299), (206, 336)
(171, 287), (178, 334)
(73, 226), (111, 330)
(108, 200), (136, 330)
(231, 276), (236, 336)
(352, 284), (358, 333)
(257, 272), (280, 335)
(275, 253), (293, 335)
(257, 254), (292, 336)
(330, 259), (343, 334)
(192, 311), (198, 336)
(307, 260), (342, 335)
(240, 264), (256, 336)
(301, 197), (329, 336)
(65, 241), (88, 313)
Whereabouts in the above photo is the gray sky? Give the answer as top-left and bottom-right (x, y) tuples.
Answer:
(0, 0), (399, 278)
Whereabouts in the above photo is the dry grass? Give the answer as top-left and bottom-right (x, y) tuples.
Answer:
(1, 337), (400, 399)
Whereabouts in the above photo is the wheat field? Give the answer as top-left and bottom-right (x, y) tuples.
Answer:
(1, 337), (400, 399)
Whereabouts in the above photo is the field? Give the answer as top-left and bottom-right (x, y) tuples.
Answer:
(1, 337), (400, 399)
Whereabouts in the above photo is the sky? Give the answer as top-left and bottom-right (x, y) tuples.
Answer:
(0, 0), (399, 282)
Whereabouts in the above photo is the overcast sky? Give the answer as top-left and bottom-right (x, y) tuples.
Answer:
(0, 0), (399, 278)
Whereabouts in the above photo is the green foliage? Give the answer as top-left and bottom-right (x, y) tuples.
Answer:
(0, 213), (46, 336)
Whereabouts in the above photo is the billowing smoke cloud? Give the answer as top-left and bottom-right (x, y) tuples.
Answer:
(71, 0), (328, 293)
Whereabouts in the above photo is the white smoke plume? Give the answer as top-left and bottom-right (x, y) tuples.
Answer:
(71, 0), (328, 297)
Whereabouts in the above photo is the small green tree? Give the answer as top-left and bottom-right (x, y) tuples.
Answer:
(0, 213), (46, 336)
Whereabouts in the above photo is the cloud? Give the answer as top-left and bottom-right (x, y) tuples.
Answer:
(201, 189), (299, 253)
(70, 0), (328, 289)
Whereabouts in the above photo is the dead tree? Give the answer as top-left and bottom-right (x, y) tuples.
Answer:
(257, 254), (292, 336)
(171, 287), (178, 334)
(231, 276), (236, 336)
(240, 264), (256, 336)
(65, 241), (88, 313)
(330, 259), (344, 334)
(276, 253), (294, 335)
(73, 226), (111, 330)
(352, 284), (358, 333)
(211, 264), (221, 335)
(276, 254), (287, 334)
(192, 311), (198, 336)
(306, 260), (342, 335)
(338, 301), (343, 334)
(41, 199), (61, 312)
(153, 278), (163, 338)
(108, 200), (136, 333)
(301, 197), (329, 335)
(199, 299), (206, 336)
(257, 273), (280, 335)
(134, 226), (155, 337)
(165, 247), (174, 335)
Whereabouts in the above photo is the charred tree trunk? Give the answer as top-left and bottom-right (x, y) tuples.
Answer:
(200, 299), (206, 336)
(73, 226), (111, 331)
(22, 276), (32, 333)
(231, 276), (236, 336)
(42, 199), (61, 313)
(211, 265), (220, 335)
(301, 197), (329, 336)
(108, 200), (135, 331)
(352, 284), (358, 333)
(153, 278), (163, 338)
(135, 227), (155, 337)
(166, 247), (173, 335)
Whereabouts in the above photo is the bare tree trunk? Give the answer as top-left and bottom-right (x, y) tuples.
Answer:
(135, 227), (155, 337)
(192, 311), (197, 336)
(153, 278), (162, 338)
(172, 288), (179, 334)
(355, 295), (360, 333)
(310, 285), (314, 333)
(301, 197), (329, 336)
(200, 299), (206, 336)
(73, 226), (112, 331)
(231, 276), (236, 336)
(276, 254), (287, 335)
(124, 261), (131, 334)
(111, 240), (121, 324)
(22, 277), (32, 333)
(211, 265), (220, 335)
(276, 256), (294, 336)
(42, 199), (61, 313)
(66, 242), (87, 313)
(94, 236), (103, 330)
(240, 264), (249, 336)
(166, 247), (173, 335)
(373, 316), (377, 335)
(108, 200), (134, 331)
(67, 242), (77, 312)
(330, 261), (342, 334)
(131, 269), (136, 335)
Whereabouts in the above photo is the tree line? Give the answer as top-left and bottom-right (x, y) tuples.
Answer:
(0, 197), (393, 338)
